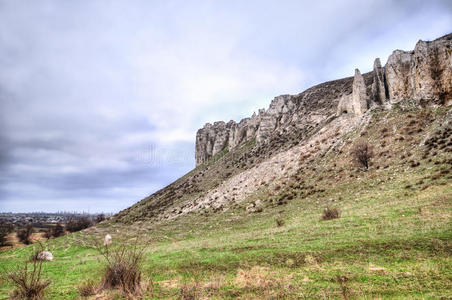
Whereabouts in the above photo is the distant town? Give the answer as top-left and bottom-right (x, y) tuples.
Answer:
(0, 212), (112, 228)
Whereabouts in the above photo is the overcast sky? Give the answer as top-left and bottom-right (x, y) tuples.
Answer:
(0, 0), (451, 213)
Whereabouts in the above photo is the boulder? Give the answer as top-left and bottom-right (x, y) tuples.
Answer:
(104, 234), (112, 246)
(36, 251), (53, 261)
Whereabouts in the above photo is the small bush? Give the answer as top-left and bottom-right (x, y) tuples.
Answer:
(95, 214), (106, 223)
(17, 224), (34, 245)
(45, 223), (65, 239)
(92, 235), (148, 296)
(103, 257), (142, 294)
(275, 218), (285, 227)
(53, 223), (65, 237)
(7, 260), (51, 300)
(179, 282), (200, 300)
(78, 280), (98, 297)
(0, 223), (14, 246)
(29, 242), (45, 262)
(350, 141), (374, 170)
(66, 217), (92, 233)
(322, 207), (340, 220)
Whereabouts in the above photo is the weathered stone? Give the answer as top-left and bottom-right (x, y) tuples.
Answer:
(195, 115), (261, 165)
(104, 234), (112, 246)
(352, 69), (368, 116)
(256, 95), (293, 143)
(385, 33), (452, 104)
(36, 251), (53, 261)
(385, 49), (414, 100)
(336, 93), (353, 115)
(371, 58), (387, 104)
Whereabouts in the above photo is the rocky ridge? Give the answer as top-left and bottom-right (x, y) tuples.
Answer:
(114, 33), (451, 224)
(196, 33), (452, 165)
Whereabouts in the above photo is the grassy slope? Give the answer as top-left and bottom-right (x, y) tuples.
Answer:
(0, 105), (451, 299)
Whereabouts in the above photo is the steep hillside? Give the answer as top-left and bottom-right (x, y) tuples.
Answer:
(114, 33), (452, 225)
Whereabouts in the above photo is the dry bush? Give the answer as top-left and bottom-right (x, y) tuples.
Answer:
(52, 223), (65, 237)
(179, 282), (201, 300)
(92, 235), (148, 296)
(45, 223), (65, 239)
(43, 230), (52, 240)
(7, 260), (51, 300)
(337, 275), (349, 300)
(275, 218), (285, 227)
(78, 279), (98, 297)
(29, 242), (45, 262)
(66, 217), (93, 233)
(95, 214), (106, 223)
(322, 207), (340, 220)
(17, 224), (34, 245)
(0, 222), (14, 246)
(350, 141), (374, 170)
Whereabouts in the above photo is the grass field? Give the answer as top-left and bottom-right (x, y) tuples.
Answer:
(1, 163), (450, 299)
(1, 106), (451, 299)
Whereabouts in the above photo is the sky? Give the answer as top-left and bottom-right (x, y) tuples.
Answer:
(0, 0), (451, 213)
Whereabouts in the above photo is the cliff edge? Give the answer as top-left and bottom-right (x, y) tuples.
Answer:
(195, 33), (452, 165)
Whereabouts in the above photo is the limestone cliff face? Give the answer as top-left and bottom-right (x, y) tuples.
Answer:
(386, 34), (452, 105)
(195, 33), (452, 165)
(195, 116), (261, 165)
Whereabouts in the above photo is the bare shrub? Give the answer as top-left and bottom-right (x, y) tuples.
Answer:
(350, 141), (374, 170)
(52, 223), (65, 237)
(29, 242), (45, 262)
(275, 218), (285, 227)
(17, 224), (34, 245)
(322, 207), (340, 220)
(78, 279), (98, 297)
(337, 275), (349, 300)
(92, 235), (148, 296)
(43, 230), (52, 240)
(66, 217), (92, 233)
(179, 282), (200, 300)
(7, 260), (51, 300)
(0, 222), (14, 246)
(95, 214), (106, 223)
(45, 223), (65, 239)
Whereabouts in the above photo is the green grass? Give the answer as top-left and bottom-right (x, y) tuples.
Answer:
(1, 164), (450, 299)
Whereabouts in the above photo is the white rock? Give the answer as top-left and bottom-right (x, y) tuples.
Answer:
(36, 251), (53, 261)
(104, 234), (112, 246)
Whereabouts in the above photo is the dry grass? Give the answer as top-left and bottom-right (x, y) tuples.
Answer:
(234, 266), (275, 289)
(179, 282), (201, 300)
(78, 279), (98, 297)
(17, 224), (34, 245)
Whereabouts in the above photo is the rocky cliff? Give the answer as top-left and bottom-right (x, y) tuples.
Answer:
(196, 33), (452, 165)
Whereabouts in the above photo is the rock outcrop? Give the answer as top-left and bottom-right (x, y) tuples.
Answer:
(386, 34), (452, 105)
(195, 33), (452, 165)
(255, 95), (295, 144)
(371, 58), (388, 105)
(351, 69), (368, 115)
(195, 116), (260, 165)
